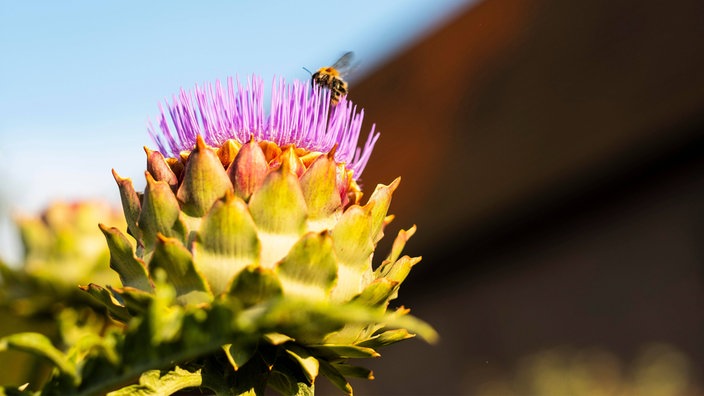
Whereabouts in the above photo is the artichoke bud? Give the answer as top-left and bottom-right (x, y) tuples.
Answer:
(85, 76), (435, 395)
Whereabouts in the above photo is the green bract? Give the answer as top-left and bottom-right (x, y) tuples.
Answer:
(99, 135), (432, 394)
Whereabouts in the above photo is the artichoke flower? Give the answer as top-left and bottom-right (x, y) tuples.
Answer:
(0, 76), (435, 395)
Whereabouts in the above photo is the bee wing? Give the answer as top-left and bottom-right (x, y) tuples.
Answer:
(331, 51), (355, 73)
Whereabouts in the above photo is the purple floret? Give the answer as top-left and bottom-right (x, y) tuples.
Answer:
(148, 76), (379, 179)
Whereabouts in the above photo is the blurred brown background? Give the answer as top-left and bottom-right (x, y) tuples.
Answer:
(347, 0), (704, 393)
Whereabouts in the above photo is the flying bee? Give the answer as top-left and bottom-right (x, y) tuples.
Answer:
(307, 51), (355, 106)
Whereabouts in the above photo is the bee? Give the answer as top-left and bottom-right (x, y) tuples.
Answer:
(308, 51), (355, 106)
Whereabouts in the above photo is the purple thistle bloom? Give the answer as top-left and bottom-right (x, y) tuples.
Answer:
(148, 76), (380, 179)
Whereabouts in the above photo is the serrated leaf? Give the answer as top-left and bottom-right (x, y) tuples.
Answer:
(99, 224), (152, 292)
(0, 333), (77, 383)
(275, 232), (337, 300)
(107, 366), (202, 396)
(192, 193), (260, 295)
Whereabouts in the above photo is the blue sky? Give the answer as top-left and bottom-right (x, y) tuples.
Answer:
(0, 0), (474, 262)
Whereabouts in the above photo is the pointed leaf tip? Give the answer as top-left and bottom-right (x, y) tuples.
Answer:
(196, 134), (207, 150)
(113, 169), (143, 242)
(100, 224), (152, 292)
(146, 147), (178, 188)
(327, 143), (338, 159)
(112, 168), (126, 182)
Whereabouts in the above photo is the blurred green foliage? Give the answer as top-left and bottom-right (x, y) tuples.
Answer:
(0, 201), (123, 386)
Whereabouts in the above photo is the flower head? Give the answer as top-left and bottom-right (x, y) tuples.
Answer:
(148, 76), (379, 179)
(2, 74), (434, 396)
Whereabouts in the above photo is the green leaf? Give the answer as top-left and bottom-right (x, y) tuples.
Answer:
(319, 360), (353, 395)
(99, 224), (152, 292)
(254, 300), (355, 344)
(374, 256), (421, 302)
(228, 266), (282, 307)
(80, 283), (132, 322)
(0, 385), (35, 396)
(268, 359), (315, 396)
(192, 193), (260, 295)
(263, 332), (294, 345)
(330, 205), (375, 302)
(107, 367), (203, 396)
(0, 333), (77, 383)
(112, 169), (143, 243)
(177, 135), (234, 217)
(356, 328), (414, 348)
(275, 232), (337, 300)
(222, 337), (258, 371)
(284, 345), (319, 383)
(150, 235), (212, 305)
(139, 172), (186, 251)
(364, 178), (400, 244)
(354, 278), (398, 308)
(385, 225), (417, 264)
(331, 362), (374, 380)
(267, 370), (297, 396)
(299, 153), (341, 230)
(382, 308), (439, 344)
(114, 286), (154, 317)
(308, 344), (379, 359)
(248, 167), (307, 268)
